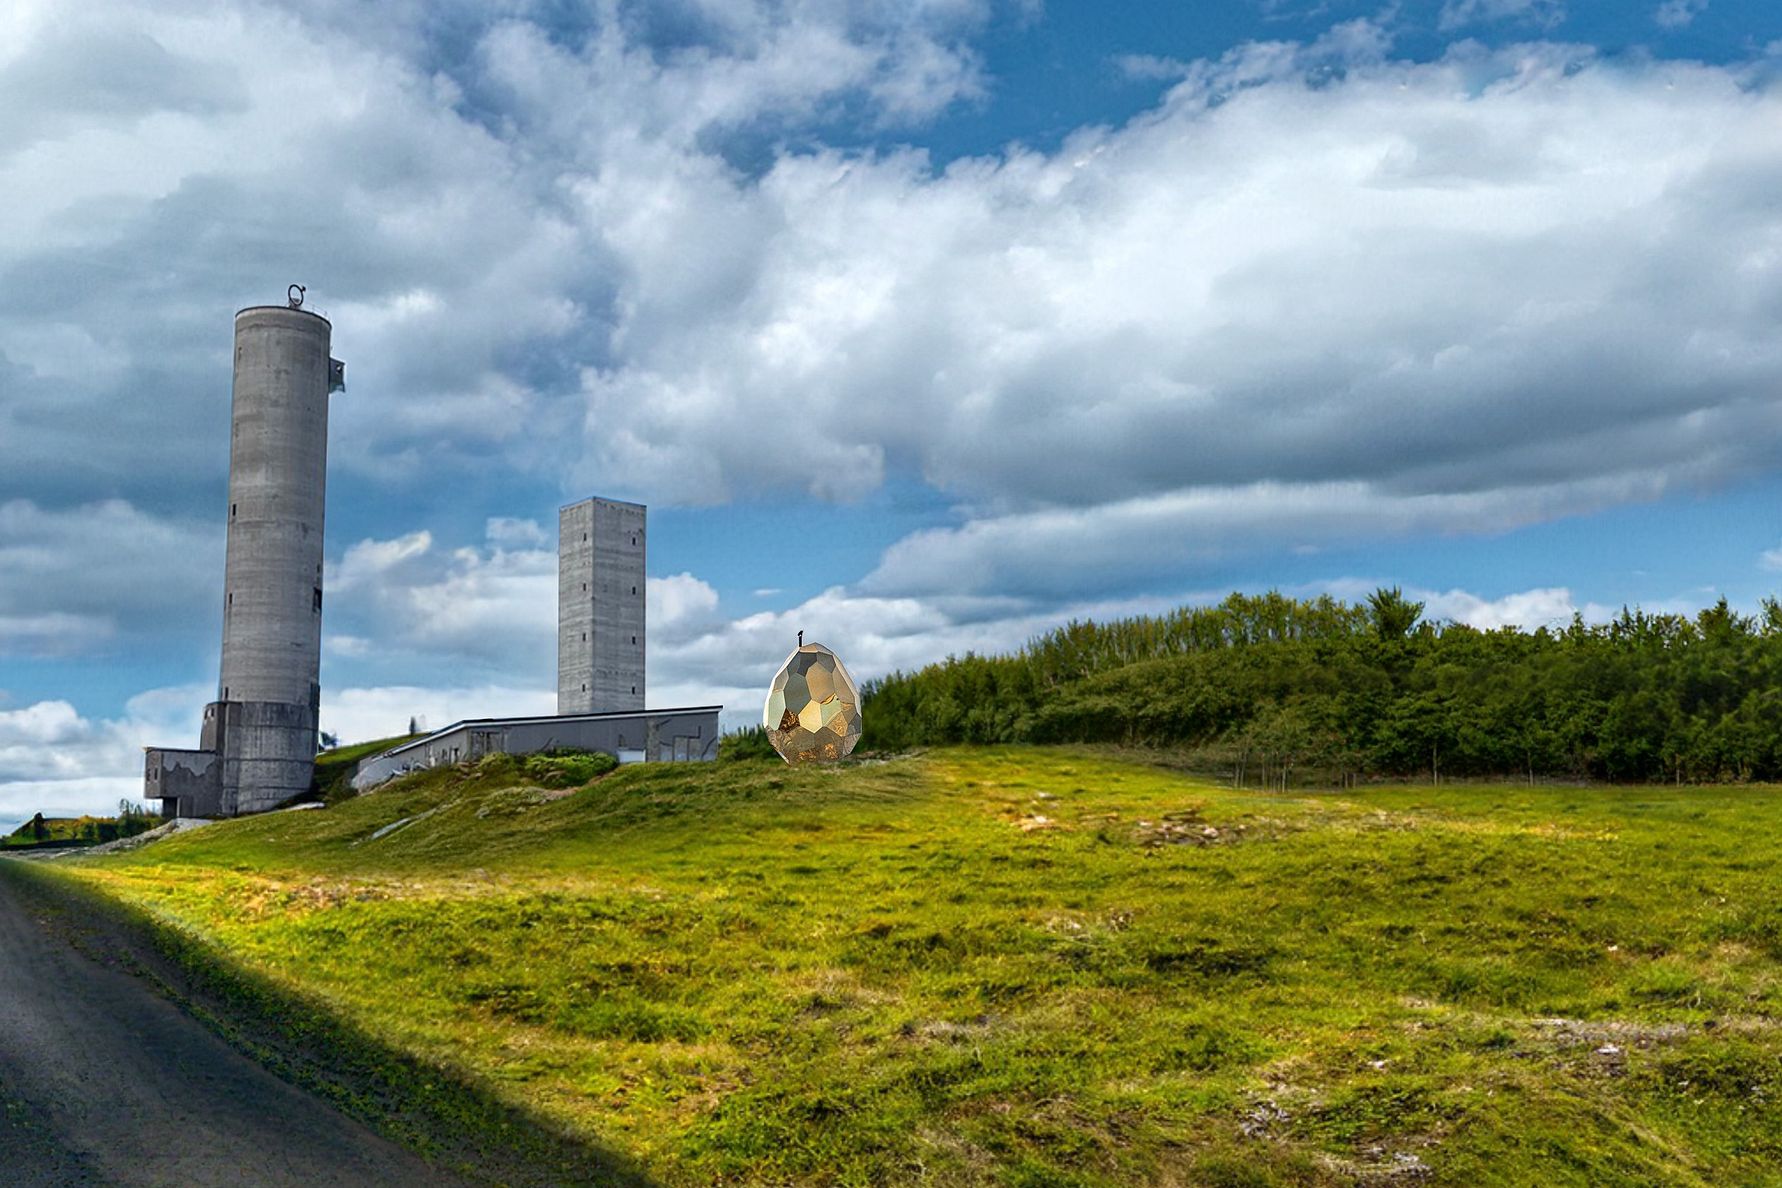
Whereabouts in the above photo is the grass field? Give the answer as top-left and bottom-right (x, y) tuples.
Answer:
(24, 747), (1782, 1185)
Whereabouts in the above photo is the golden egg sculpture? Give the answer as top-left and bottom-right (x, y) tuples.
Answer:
(764, 640), (862, 764)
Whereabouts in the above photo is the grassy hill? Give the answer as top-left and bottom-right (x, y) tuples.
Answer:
(311, 732), (423, 804)
(18, 748), (1782, 1185)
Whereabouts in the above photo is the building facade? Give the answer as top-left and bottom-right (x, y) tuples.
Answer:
(558, 496), (645, 714)
(350, 706), (720, 791)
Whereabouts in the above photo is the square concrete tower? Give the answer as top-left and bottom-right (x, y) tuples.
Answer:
(558, 496), (645, 714)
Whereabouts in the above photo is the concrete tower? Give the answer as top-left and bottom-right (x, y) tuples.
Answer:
(558, 497), (645, 715)
(145, 290), (344, 818)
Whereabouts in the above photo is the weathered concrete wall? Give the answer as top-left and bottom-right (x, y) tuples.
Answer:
(352, 706), (719, 791)
(143, 748), (221, 819)
(219, 306), (331, 711)
(145, 301), (342, 819)
(208, 306), (336, 815)
(212, 700), (317, 814)
(558, 496), (645, 714)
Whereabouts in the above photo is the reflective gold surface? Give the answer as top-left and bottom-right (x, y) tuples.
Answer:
(764, 642), (862, 764)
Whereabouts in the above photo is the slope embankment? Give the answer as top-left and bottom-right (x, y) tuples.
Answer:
(0, 861), (454, 1186)
(24, 747), (1782, 1185)
(0, 851), (650, 1186)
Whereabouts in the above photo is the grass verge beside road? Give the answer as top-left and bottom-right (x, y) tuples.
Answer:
(19, 747), (1782, 1185)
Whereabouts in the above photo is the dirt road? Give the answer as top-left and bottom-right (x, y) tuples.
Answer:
(0, 865), (459, 1187)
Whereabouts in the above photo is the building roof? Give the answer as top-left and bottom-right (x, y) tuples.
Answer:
(362, 705), (724, 762)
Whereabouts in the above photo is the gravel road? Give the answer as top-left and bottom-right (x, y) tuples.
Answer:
(0, 866), (460, 1187)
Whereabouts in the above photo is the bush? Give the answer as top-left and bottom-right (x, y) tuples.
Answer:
(520, 750), (618, 788)
(719, 725), (777, 762)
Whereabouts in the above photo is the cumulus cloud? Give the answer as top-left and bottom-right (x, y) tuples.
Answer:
(10, 7), (1782, 655)
(1317, 578), (1709, 630)
(1654, 0), (1709, 29)
(0, 0), (993, 516)
(569, 39), (1782, 601)
(1416, 585), (1613, 630)
(0, 685), (210, 829)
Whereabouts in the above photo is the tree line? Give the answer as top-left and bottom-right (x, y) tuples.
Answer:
(858, 589), (1782, 786)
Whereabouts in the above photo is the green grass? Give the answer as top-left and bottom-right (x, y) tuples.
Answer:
(312, 733), (421, 804)
(30, 747), (1782, 1185)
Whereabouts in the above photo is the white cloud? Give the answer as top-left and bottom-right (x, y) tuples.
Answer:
(1417, 585), (1596, 630)
(1440, 0), (1566, 30)
(0, 685), (210, 830)
(7, 10), (1782, 646)
(651, 572), (725, 639)
(331, 531), (433, 593)
(321, 684), (556, 745)
(860, 474), (1673, 598)
(1316, 578), (1707, 630)
(485, 517), (548, 548)
(564, 39), (1782, 601)
(1654, 0), (1709, 29)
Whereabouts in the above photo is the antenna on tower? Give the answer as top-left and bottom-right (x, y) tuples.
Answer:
(287, 284), (306, 309)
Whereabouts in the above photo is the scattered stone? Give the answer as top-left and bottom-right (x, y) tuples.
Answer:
(1135, 810), (1231, 848)
(1240, 1100), (1291, 1138)
(7, 817), (218, 861)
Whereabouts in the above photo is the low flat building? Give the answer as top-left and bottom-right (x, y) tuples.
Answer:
(350, 705), (721, 792)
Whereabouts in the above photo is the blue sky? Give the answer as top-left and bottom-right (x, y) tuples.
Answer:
(3, 0), (1782, 826)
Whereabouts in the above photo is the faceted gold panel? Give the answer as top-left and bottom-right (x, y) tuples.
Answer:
(764, 642), (862, 764)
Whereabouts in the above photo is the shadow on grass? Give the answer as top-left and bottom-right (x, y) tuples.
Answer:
(0, 859), (654, 1188)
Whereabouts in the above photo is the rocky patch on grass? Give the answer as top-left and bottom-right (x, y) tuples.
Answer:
(899, 1014), (998, 1043)
(1135, 811), (1231, 847)
(5, 817), (218, 861)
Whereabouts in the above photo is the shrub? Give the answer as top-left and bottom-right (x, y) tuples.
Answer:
(719, 725), (778, 762)
(520, 750), (618, 788)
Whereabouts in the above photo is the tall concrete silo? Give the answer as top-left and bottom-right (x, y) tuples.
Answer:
(144, 290), (345, 818)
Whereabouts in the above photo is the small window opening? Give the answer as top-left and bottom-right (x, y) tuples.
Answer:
(313, 587), (323, 612)
(631, 586), (637, 595)
(230, 503), (236, 518)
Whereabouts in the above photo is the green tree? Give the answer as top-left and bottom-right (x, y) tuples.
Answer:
(1366, 586), (1426, 642)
